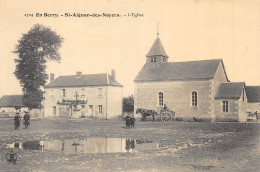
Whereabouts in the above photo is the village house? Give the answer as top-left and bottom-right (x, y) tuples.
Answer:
(0, 95), (28, 117)
(134, 35), (248, 122)
(44, 70), (123, 119)
(246, 86), (260, 115)
(0, 95), (43, 118)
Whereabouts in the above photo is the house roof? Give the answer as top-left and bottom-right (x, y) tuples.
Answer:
(215, 82), (245, 99)
(134, 59), (225, 82)
(0, 95), (26, 107)
(45, 73), (123, 88)
(146, 37), (168, 57)
(246, 86), (260, 102)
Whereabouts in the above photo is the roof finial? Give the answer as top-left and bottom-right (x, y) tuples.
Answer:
(157, 21), (159, 37)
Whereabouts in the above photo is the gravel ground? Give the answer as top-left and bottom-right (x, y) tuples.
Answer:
(0, 118), (259, 172)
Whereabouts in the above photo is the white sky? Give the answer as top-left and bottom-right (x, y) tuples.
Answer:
(0, 0), (260, 97)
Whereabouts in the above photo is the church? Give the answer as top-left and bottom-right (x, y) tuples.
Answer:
(134, 35), (249, 122)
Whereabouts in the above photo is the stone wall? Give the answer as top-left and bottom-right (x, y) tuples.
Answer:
(211, 61), (228, 121)
(134, 80), (212, 121)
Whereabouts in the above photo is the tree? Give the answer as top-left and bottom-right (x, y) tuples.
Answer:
(123, 95), (134, 113)
(13, 24), (63, 109)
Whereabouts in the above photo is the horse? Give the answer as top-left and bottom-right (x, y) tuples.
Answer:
(136, 108), (157, 121)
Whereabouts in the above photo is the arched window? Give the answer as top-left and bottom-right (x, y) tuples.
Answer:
(192, 91), (197, 106)
(158, 92), (163, 106)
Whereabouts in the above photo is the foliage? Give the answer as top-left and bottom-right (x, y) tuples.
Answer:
(122, 95), (134, 113)
(13, 24), (63, 109)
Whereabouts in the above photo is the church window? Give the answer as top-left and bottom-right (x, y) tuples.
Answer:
(222, 101), (228, 112)
(192, 91), (197, 106)
(158, 92), (163, 106)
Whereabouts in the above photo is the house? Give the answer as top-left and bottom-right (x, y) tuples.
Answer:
(246, 86), (260, 114)
(134, 36), (247, 122)
(215, 82), (247, 122)
(44, 70), (123, 119)
(0, 95), (28, 117)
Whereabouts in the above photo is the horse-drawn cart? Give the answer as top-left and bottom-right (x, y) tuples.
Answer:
(136, 108), (175, 123)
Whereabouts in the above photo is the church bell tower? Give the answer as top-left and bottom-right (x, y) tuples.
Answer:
(146, 23), (169, 63)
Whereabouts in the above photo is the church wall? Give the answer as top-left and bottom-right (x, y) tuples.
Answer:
(211, 62), (229, 121)
(134, 80), (212, 121)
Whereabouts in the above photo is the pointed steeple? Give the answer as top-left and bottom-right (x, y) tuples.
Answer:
(146, 37), (168, 58)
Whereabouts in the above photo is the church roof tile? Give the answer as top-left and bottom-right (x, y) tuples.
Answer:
(134, 59), (223, 82)
(146, 37), (168, 57)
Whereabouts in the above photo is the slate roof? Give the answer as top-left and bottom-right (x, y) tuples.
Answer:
(146, 37), (168, 57)
(215, 82), (245, 99)
(45, 73), (123, 88)
(0, 95), (26, 107)
(134, 59), (226, 82)
(246, 86), (260, 102)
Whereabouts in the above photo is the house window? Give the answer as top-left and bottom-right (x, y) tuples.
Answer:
(192, 91), (197, 106)
(98, 88), (103, 97)
(158, 92), (163, 106)
(222, 101), (228, 112)
(62, 89), (66, 97)
(98, 105), (102, 114)
(81, 88), (85, 97)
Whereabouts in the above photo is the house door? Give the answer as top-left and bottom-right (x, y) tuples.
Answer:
(59, 106), (70, 118)
(53, 106), (56, 117)
(89, 105), (93, 117)
(81, 105), (85, 117)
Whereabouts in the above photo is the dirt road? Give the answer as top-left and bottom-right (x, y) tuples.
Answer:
(0, 118), (259, 171)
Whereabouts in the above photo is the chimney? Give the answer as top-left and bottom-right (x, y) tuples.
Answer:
(111, 69), (115, 81)
(50, 73), (54, 82)
(76, 71), (82, 78)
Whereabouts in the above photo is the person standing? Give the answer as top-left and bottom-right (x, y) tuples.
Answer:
(14, 112), (21, 130)
(23, 111), (30, 129)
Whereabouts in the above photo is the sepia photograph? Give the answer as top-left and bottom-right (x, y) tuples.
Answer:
(0, 0), (259, 171)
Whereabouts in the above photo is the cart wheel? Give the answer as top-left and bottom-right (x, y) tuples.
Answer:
(161, 112), (172, 123)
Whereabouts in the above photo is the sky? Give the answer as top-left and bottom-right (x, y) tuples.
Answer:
(0, 0), (260, 97)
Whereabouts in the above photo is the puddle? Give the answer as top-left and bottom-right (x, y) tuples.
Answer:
(6, 138), (160, 154)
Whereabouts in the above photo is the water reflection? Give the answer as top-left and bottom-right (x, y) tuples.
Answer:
(7, 138), (160, 154)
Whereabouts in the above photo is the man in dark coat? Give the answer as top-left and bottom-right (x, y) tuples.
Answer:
(23, 111), (30, 129)
(14, 113), (21, 130)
